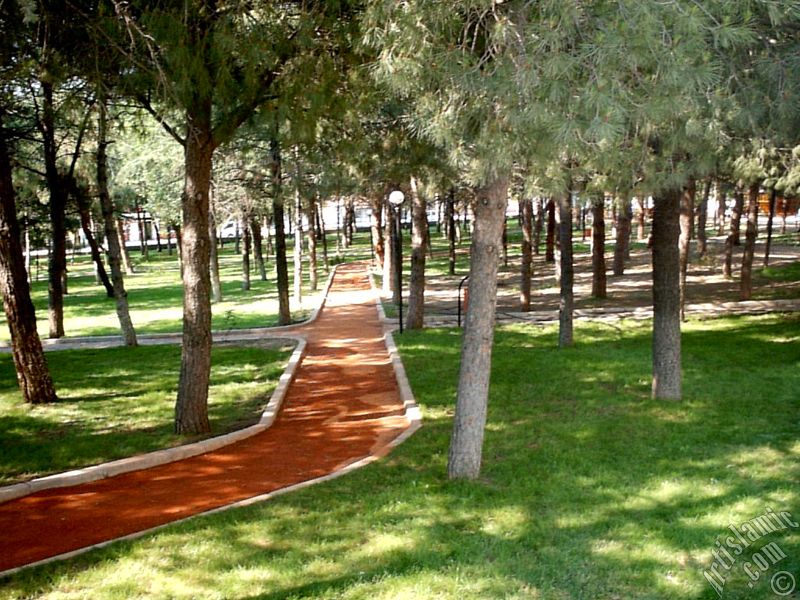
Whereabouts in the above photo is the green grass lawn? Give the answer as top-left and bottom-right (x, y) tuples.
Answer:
(0, 342), (292, 485)
(2, 313), (797, 599)
(1, 234), (375, 343)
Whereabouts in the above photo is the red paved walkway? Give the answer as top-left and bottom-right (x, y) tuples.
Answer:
(0, 263), (412, 573)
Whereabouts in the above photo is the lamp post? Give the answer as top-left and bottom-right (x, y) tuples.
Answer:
(388, 190), (405, 333)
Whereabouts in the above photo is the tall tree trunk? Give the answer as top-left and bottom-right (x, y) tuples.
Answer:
(250, 216), (267, 281)
(730, 189), (744, 246)
(448, 175), (508, 480)
(651, 187), (682, 400)
(292, 157), (303, 304)
(557, 190), (574, 347)
(740, 183), (759, 300)
(208, 209), (223, 303)
(174, 104), (214, 435)
(0, 116), (58, 404)
(519, 197), (533, 311)
(763, 187), (777, 268)
(370, 195), (384, 269)
(447, 189), (457, 275)
(533, 197), (544, 255)
(679, 181), (694, 321)
(612, 194), (632, 276)
(241, 217), (251, 291)
(307, 200), (318, 291)
(716, 181), (726, 235)
(117, 218), (134, 274)
(697, 179), (710, 258)
(318, 199), (329, 272)
(591, 195), (607, 298)
(406, 176), (428, 330)
(383, 200), (395, 296)
(97, 99), (137, 347)
(41, 81), (66, 339)
(637, 197), (647, 241)
(74, 185), (114, 297)
(270, 136), (291, 325)
(545, 198), (556, 262)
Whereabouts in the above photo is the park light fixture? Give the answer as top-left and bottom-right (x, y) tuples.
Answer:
(388, 190), (405, 333)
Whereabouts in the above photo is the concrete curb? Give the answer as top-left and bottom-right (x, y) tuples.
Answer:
(0, 335), (307, 505)
(0, 263), (423, 579)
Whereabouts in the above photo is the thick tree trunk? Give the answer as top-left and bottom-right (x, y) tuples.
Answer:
(241, 217), (251, 291)
(406, 176), (428, 329)
(250, 216), (267, 281)
(740, 183), (759, 300)
(174, 109), (214, 435)
(591, 195), (606, 298)
(307, 200), (318, 291)
(679, 181), (694, 321)
(271, 136), (291, 325)
(545, 198), (556, 263)
(448, 176), (508, 480)
(0, 117), (58, 404)
(697, 179), (710, 258)
(612, 195), (632, 276)
(370, 196), (384, 269)
(651, 187), (682, 400)
(208, 210), (222, 303)
(519, 198), (533, 311)
(763, 187), (777, 268)
(97, 100), (137, 347)
(556, 190), (574, 347)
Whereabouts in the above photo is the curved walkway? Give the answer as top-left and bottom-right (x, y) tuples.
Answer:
(0, 262), (419, 575)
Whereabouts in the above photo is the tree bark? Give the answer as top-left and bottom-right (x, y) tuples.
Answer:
(533, 197), (543, 255)
(545, 198), (556, 262)
(679, 181), (694, 321)
(447, 189), (457, 275)
(293, 170), (303, 304)
(97, 99), (137, 347)
(270, 136), (291, 325)
(241, 216), (251, 291)
(307, 199), (318, 291)
(318, 201), (329, 271)
(0, 116), (58, 404)
(591, 195), (606, 298)
(763, 187), (777, 268)
(208, 209), (223, 303)
(117, 218), (134, 274)
(250, 216), (267, 281)
(637, 197), (647, 241)
(74, 184), (114, 298)
(730, 189), (744, 246)
(715, 180), (726, 235)
(370, 195), (384, 269)
(697, 178), (710, 258)
(519, 197), (533, 311)
(174, 104), (214, 435)
(406, 176), (428, 329)
(448, 176), (508, 480)
(651, 187), (682, 400)
(740, 183), (759, 300)
(612, 195), (632, 276)
(41, 80), (66, 339)
(556, 190), (574, 347)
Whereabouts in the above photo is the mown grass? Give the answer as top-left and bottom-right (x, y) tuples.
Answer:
(1, 233), (374, 342)
(2, 313), (797, 599)
(0, 342), (292, 484)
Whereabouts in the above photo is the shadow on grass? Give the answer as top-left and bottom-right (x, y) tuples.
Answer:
(2, 314), (798, 599)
